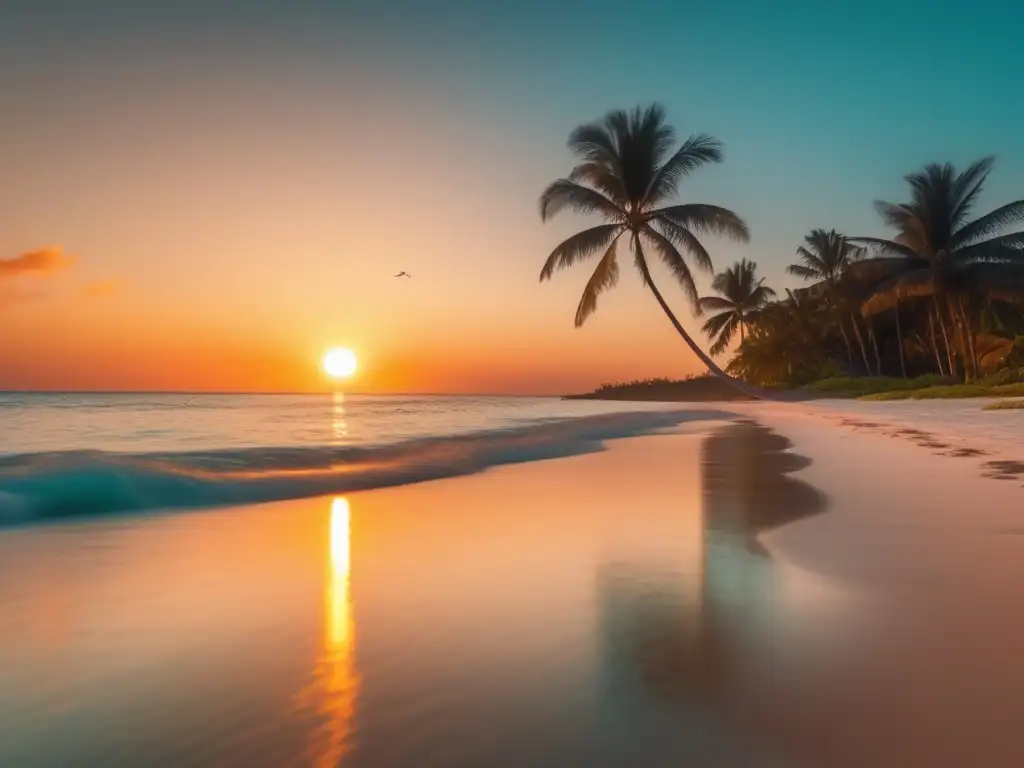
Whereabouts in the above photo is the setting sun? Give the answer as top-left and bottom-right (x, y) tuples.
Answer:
(323, 347), (358, 379)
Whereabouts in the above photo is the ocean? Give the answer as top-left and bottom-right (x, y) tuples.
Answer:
(3, 393), (1022, 765)
(0, 393), (690, 525)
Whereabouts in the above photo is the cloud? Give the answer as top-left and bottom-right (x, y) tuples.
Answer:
(81, 278), (125, 299)
(0, 246), (74, 278)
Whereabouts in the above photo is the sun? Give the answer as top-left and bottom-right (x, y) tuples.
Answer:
(323, 347), (358, 379)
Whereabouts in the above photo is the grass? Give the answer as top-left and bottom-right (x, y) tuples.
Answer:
(803, 372), (1024, 401)
(982, 399), (1024, 410)
(861, 382), (1024, 401)
(805, 374), (953, 398)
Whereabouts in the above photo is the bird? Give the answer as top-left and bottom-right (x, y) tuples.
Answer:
(394, 271), (411, 278)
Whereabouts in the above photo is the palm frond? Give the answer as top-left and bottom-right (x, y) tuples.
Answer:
(951, 156), (995, 227)
(702, 311), (737, 355)
(874, 201), (918, 231)
(601, 104), (675, 203)
(951, 200), (1024, 248)
(567, 162), (628, 205)
(539, 224), (624, 281)
(701, 311), (733, 335)
(633, 103), (676, 169)
(644, 133), (723, 205)
(652, 217), (713, 273)
(567, 123), (620, 170)
(643, 227), (698, 306)
(962, 262), (1024, 305)
(786, 264), (819, 280)
(574, 238), (620, 327)
(697, 295), (735, 314)
(751, 282), (777, 303)
(860, 269), (934, 317)
(539, 179), (624, 222)
(710, 269), (732, 295)
(954, 232), (1024, 264)
(653, 204), (750, 242)
(849, 236), (920, 260)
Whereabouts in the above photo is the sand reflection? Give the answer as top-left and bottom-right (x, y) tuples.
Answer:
(599, 420), (825, 710)
(302, 497), (360, 766)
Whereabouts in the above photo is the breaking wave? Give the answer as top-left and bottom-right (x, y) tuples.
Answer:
(0, 410), (719, 526)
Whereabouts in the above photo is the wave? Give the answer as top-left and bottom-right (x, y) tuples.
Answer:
(0, 409), (729, 526)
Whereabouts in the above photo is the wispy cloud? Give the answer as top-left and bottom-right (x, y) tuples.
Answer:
(0, 246), (74, 278)
(81, 278), (125, 299)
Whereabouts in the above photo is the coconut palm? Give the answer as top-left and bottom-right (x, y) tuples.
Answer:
(697, 259), (775, 355)
(727, 290), (828, 385)
(786, 229), (877, 373)
(538, 104), (759, 396)
(853, 158), (1024, 380)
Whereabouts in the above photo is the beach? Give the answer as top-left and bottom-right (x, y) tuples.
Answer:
(1, 399), (1023, 766)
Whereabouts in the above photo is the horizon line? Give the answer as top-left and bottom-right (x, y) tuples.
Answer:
(0, 389), (567, 398)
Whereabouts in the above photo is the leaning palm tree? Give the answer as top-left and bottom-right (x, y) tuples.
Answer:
(853, 158), (1024, 380)
(538, 104), (759, 396)
(697, 259), (775, 355)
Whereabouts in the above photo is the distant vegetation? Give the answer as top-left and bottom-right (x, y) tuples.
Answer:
(566, 375), (754, 402)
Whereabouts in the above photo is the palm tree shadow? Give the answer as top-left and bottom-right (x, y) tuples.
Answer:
(703, 419), (826, 547)
(597, 420), (826, 716)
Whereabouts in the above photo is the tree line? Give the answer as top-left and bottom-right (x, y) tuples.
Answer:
(539, 104), (1024, 393)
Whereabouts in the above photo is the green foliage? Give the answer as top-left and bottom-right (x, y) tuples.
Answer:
(592, 376), (694, 393)
(861, 382), (1024, 400)
(725, 158), (1024, 390)
(980, 367), (1024, 386)
(1004, 337), (1024, 368)
(807, 374), (953, 396)
(578, 374), (754, 402)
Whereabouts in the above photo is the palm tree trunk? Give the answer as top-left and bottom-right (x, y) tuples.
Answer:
(633, 239), (768, 400)
(850, 314), (872, 375)
(948, 296), (972, 381)
(836, 315), (854, 367)
(928, 307), (946, 376)
(739, 321), (745, 345)
(894, 304), (907, 378)
(933, 295), (955, 378)
(957, 296), (979, 380)
(869, 324), (882, 376)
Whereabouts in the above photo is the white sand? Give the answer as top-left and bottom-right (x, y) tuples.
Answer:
(700, 400), (1024, 766)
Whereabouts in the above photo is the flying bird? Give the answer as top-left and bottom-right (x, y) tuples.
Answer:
(394, 271), (411, 278)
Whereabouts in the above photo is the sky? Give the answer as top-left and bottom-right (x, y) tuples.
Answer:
(1, 0), (1022, 394)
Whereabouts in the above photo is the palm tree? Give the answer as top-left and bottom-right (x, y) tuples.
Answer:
(786, 229), (873, 373)
(727, 290), (828, 385)
(697, 259), (775, 355)
(854, 158), (1024, 380)
(537, 104), (760, 397)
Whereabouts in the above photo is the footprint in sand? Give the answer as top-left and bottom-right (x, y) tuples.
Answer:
(982, 460), (1024, 481)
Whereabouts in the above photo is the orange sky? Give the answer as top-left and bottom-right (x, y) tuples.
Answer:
(7, 5), (1018, 394)
(0, 75), (748, 394)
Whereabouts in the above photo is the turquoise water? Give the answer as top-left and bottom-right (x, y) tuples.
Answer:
(0, 394), (694, 525)
(0, 420), (809, 767)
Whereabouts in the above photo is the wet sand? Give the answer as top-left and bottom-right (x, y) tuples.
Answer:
(1, 408), (1023, 766)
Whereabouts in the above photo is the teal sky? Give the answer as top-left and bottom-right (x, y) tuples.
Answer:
(1, 0), (1022, 392)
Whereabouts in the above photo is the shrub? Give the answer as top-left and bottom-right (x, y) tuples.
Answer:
(981, 367), (1024, 386)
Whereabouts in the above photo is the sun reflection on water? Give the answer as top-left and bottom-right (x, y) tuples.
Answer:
(299, 496), (360, 766)
(332, 391), (348, 444)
